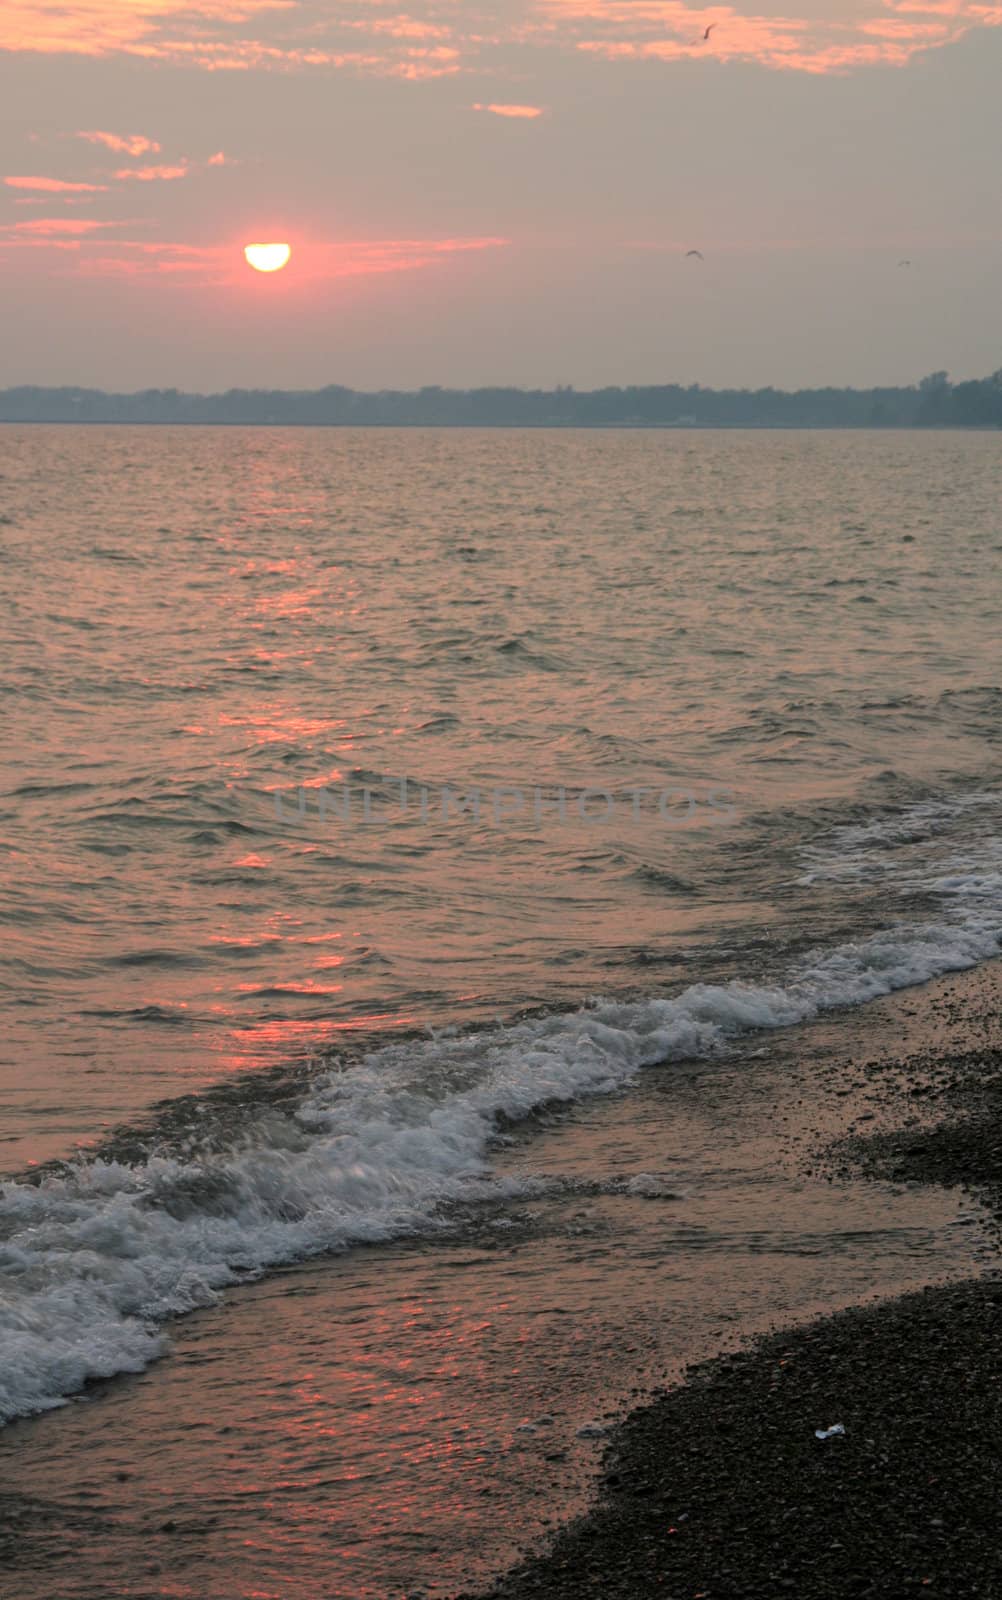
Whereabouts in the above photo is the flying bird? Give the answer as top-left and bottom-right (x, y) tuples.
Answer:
(898, 259), (912, 267)
(703, 22), (717, 38)
(685, 249), (704, 260)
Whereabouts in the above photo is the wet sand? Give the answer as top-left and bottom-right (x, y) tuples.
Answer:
(458, 961), (1002, 1600)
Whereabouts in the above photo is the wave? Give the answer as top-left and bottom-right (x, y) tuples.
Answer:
(798, 789), (1001, 877)
(2, 801), (1001, 1427)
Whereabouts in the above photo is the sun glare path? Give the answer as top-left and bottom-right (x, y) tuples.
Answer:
(244, 242), (291, 273)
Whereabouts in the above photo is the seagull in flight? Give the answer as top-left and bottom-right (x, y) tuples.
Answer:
(685, 249), (704, 260)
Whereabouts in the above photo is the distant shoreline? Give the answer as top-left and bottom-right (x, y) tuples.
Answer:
(2, 371), (1000, 428)
(2, 420), (1001, 431)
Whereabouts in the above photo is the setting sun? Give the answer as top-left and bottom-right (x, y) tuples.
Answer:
(243, 242), (291, 273)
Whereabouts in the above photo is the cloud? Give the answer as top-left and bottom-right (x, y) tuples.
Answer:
(78, 130), (161, 156)
(4, 152), (238, 207)
(0, 0), (293, 60)
(313, 235), (510, 279)
(0, 226), (509, 283)
(13, 196), (97, 207)
(472, 102), (546, 117)
(4, 174), (109, 191)
(0, 0), (461, 72)
(0, 0), (997, 76)
(114, 162), (189, 181)
(540, 0), (979, 71)
(0, 238), (84, 250)
(8, 216), (121, 233)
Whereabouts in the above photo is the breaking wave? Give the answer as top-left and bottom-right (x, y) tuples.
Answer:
(2, 798), (1001, 1427)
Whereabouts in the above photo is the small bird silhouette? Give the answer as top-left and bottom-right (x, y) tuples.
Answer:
(703, 22), (717, 38)
(685, 249), (704, 260)
(898, 259), (912, 267)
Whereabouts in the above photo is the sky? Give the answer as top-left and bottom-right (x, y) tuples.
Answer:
(1, 0), (1000, 390)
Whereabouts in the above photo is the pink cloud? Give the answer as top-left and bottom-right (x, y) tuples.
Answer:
(314, 236), (509, 279)
(472, 102), (545, 117)
(4, 174), (109, 191)
(345, 15), (454, 39)
(542, 0), (977, 71)
(0, 0), (996, 79)
(0, 238), (83, 251)
(0, 1), (466, 73)
(14, 194), (95, 205)
(0, 228), (509, 285)
(114, 162), (189, 181)
(0, 0), (293, 60)
(78, 130), (161, 155)
(11, 216), (112, 232)
(72, 253), (220, 277)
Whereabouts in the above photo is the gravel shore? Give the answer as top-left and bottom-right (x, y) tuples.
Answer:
(456, 971), (1002, 1600)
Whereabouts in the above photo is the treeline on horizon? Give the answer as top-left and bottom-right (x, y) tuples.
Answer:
(1, 369), (1001, 427)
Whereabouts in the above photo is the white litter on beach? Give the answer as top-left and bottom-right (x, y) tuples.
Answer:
(815, 1423), (846, 1440)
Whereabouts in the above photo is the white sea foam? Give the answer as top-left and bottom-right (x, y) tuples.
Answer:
(2, 800), (1001, 1426)
(797, 790), (1000, 883)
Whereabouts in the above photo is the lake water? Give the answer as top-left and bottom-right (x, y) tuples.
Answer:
(1, 426), (1000, 1595)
